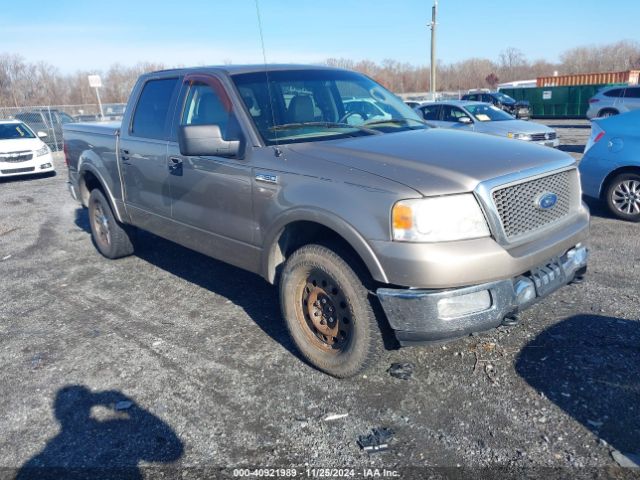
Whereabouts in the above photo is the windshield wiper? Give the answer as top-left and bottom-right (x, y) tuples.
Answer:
(269, 122), (382, 135)
(363, 117), (427, 127)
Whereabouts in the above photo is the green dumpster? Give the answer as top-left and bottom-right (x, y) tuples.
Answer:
(500, 84), (625, 119)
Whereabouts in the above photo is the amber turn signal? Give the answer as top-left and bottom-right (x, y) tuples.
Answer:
(392, 203), (413, 231)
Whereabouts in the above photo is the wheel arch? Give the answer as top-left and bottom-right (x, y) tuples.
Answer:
(78, 164), (126, 222)
(262, 209), (388, 286)
(599, 165), (640, 199)
(598, 108), (619, 117)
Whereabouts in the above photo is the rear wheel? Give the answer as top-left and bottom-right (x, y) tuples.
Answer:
(279, 244), (384, 378)
(88, 189), (134, 258)
(605, 173), (640, 221)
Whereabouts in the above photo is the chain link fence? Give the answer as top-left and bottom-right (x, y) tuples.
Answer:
(0, 104), (126, 151)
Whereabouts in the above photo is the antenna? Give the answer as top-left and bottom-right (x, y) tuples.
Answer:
(254, 0), (281, 156)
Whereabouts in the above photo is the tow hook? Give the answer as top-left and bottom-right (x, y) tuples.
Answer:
(501, 313), (520, 327)
(570, 274), (586, 285)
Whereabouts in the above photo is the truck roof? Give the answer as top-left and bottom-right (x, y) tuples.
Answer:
(145, 64), (347, 77)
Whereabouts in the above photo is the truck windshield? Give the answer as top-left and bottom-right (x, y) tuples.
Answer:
(0, 123), (36, 140)
(232, 69), (426, 145)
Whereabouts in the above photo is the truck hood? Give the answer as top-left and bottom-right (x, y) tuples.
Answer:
(288, 128), (573, 196)
(0, 138), (46, 154)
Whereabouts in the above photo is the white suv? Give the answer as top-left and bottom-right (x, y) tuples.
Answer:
(586, 85), (640, 119)
(0, 120), (55, 178)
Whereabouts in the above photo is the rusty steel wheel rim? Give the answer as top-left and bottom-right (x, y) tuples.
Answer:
(296, 268), (352, 353)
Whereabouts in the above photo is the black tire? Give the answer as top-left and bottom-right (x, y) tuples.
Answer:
(88, 189), (135, 258)
(279, 244), (384, 378)
(605, 173), (640, 222)
(598, 109), (618, 118)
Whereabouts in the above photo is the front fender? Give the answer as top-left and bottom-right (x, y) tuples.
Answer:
(261, 207), (389, 285)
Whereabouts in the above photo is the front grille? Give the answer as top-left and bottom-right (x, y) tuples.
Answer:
(492, 170), (576, 240)
(530, 132), (556, 141)
(0, 151), (33, 163)
(1, 166), (35, 174)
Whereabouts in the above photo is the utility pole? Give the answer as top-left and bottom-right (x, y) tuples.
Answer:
(429, 0), (438, 98)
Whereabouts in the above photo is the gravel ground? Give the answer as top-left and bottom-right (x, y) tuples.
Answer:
(1, 120), (639, 479)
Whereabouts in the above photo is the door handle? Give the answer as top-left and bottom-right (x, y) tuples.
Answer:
(169, 157), (183, 174)
(121, 149), (130, 161)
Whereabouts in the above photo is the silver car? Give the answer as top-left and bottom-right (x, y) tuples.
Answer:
(416, 101), (560, 148)
(586, 85), (640, 119)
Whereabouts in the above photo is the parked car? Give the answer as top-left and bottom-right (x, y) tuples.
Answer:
(586, 85), (640, 119)
(404, 100), (422, 109)
(415, 101), (559, 147)
(0, 120), (55, 178)
(73, 114), (101, 122)
(343, 98), (392, 123)
(13, 108), (76, 150)
(64, 65), (588, 377)
(462, 91), (530, 119)
(579, 110), (640, 221)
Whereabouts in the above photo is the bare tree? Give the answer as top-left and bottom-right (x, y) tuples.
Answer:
(1, 39), (639, 107)
(485, 73), (499, 88)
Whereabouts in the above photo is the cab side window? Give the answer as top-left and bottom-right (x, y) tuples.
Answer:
(181, 82), (240, 140)
(131, 78), (179, 140)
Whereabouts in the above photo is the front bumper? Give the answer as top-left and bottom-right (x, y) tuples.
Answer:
(377, 244), (588, 345)
(0, 152), (55, 177)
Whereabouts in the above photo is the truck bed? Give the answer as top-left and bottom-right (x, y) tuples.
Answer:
(63, 121), (121, 136)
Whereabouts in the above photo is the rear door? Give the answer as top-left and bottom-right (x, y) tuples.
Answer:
(120, 77), (180, 228)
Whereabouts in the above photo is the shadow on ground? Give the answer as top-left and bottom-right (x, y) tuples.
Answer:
(558, 144), (585, 154)
(516, 315), (640, 457)
(73, 208), (299, 358)
(582, 196), (616, 220)
(0, 171), (56, 184)
(17, 385), (183, 480)
(545, 123), (591, 129)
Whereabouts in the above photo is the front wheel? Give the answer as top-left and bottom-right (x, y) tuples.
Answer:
(605, 173), (640, 221)
(279, 244), (384, 378)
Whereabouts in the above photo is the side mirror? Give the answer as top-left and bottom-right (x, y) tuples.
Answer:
(37, 131), (48, 138)
(458, 116), (472, 124)
(178, 124), (241, 158)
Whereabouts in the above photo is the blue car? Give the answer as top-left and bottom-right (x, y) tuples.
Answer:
(579, 110), (640, 221)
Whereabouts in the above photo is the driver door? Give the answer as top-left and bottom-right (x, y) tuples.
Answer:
(165, 74), (256, 264)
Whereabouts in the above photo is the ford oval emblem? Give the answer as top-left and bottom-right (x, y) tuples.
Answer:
(537, 192), (558, 210)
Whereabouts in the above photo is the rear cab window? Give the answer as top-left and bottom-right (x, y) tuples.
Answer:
(130, 77), (180, 140)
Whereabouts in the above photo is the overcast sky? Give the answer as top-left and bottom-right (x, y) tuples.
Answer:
(1, 0), (638, 72)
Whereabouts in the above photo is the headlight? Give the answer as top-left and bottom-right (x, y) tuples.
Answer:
(392, 194), (491, 242)
(35, 145), (50, 157)
(507, 132), (532, 141)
